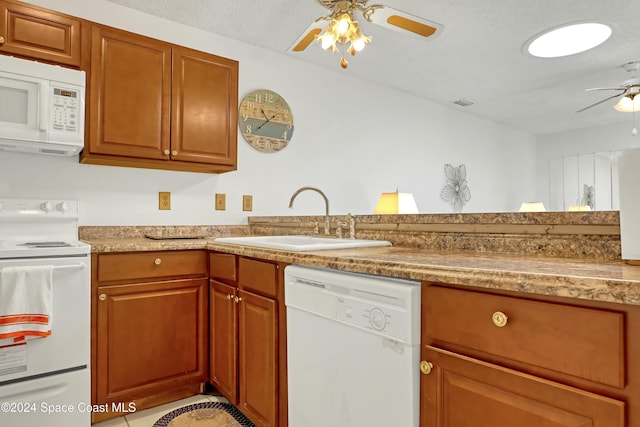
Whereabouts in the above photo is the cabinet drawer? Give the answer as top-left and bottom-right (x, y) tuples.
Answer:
(98, 251), (207, 282)
(238, 257), (277, 297)
(423, 285), (625, 388)
(209, 252), (236, 281)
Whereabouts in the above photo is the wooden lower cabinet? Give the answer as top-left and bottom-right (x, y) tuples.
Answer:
(209, 281), (279, 427)
(420, 283), (638, 427)
(92, 251), (208, 423)
(238, 289), (278, 426)
(210, 280), (238, 402)
(209, 253), (282, 427)
(421, 346), (624, 427)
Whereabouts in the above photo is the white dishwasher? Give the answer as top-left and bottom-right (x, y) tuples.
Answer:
(285, 265), (421, 427)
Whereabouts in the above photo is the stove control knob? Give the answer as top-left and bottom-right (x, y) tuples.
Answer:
(40, 201), (53, 212)
(56, 202), (69, 212)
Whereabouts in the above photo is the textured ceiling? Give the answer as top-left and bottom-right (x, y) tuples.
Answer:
(105, 0), (640, 136)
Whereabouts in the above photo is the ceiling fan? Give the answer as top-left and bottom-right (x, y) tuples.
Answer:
(288, 0), (443, 68)
(576, 61), (640, 113)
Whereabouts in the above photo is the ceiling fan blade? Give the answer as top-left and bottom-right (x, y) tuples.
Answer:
(368, 6), (444, 39)
(575, 91), (627, 113)
(585, 87), (627, 92)
(288, 23), (324, 52)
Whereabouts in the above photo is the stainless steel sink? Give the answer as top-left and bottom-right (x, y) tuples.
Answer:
(213, 235), (391, 251)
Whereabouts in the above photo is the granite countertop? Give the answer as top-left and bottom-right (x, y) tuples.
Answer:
(82, 236), (640, 307)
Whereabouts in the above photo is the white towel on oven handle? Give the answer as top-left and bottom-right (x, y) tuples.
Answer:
(0, 265), (54, 345)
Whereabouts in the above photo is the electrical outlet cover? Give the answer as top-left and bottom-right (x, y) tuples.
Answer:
(243, 195), (253, 211)
(159, 192), (171, 210)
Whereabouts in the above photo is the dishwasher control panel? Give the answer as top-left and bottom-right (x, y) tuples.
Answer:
(336, 297), (409, 342)
(285, 264), (421, 345)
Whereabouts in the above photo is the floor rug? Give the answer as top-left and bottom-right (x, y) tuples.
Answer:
(153, 402), (256, 427)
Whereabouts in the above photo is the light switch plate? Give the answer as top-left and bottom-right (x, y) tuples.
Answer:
(159, 192), (171, 210)
(243, 195), (253, 211)
(215, 193), (226, 210)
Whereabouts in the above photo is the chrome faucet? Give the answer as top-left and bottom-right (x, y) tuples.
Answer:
(289, 186), (330, 235)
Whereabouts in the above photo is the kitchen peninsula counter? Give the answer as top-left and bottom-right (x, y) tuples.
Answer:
(82, 235), (640, 307)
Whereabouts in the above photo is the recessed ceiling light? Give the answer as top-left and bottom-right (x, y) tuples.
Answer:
(525, 22), (612, 58)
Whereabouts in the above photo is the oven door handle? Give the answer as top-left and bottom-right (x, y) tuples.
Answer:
(53, 264), (85, 271)
(0, 264), (85, 273)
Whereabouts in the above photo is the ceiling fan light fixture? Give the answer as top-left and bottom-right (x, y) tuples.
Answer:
(614, 94), (640, 112)
(525, 22), (612, 58)
(313, 1), (377, 68)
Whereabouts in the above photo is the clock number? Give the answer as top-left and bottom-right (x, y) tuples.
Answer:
(282, 130), (288, 140)
(254, 94), (261, 103)
(247, 101), (255, 111)
(283, 109), (290, 118)
(265, 92), (274, 103)
(287, 122), (292, 129)
(245, 125), (252, 134)
(242, 112), (248, 121)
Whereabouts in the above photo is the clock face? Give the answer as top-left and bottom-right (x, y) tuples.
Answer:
(239, 89), (294, 153)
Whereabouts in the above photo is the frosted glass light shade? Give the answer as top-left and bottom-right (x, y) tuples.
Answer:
(374, 192), (419, 214)
(614, 95), (640, 112)
(519, 202), (546, 212)
(525, 22), (611, 58)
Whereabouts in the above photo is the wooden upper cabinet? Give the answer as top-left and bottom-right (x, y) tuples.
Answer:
(88, 25), (171, 160)
(83, 24), (238, 173)
(0, 0), (81, 67)
(172, 46), (237, 166)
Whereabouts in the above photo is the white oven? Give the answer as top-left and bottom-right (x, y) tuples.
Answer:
(0, 199), (90, 427)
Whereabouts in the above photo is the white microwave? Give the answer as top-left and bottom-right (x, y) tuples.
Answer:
(0, 55), (85, 156)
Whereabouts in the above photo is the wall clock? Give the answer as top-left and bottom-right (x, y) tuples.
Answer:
(238, 89), (294, 153)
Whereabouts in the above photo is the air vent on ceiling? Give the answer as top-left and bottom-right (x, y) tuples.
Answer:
(452, 99), (475, 107)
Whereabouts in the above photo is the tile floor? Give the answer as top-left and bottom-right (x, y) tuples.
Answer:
(93, 394), (229, 427)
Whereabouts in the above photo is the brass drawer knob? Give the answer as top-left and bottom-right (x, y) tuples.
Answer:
(420, 361), (433, 375)
(172, 150), (178, 156)
(492, 311), (508, 327)
(99, 293), (106, 301)
(163, 149), (170, 155)
(234, 296), (242, 303)
(154, 258), (162, 265)
(0, 36), (4, 44)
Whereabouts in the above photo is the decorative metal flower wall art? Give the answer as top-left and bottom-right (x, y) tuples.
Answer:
(440, 164), (471, 212)
(581, 184), (595, 210)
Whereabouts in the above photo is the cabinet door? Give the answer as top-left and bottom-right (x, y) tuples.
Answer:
(88, 25), (171, 159)
(95, 278), (208, 403)
(238, 289), (278, 427)
(0, 1), (80, 66)
(209, 280), (238, 403)
(421, 346), (624, 427)
(171, 46), (238, 166)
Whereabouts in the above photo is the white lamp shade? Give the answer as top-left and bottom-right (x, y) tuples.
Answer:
(374, 192), (419, 214)
(568, 205), (592, 211)
(519, 202), (546, 212)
